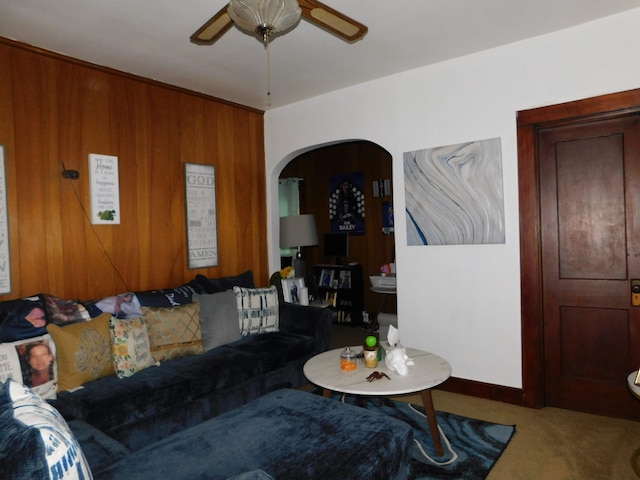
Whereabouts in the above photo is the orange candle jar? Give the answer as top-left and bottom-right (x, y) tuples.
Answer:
(340, 347), (357, 371)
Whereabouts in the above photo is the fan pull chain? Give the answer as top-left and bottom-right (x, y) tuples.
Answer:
(265, 38), (272, 106)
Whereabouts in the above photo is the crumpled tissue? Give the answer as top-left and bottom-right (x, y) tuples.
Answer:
(383, 325), (414, 376)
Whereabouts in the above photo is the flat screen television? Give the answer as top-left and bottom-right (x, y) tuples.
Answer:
(323, 233), (349, 264)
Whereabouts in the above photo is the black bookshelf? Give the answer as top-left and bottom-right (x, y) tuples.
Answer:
(314, 263), (364, 326)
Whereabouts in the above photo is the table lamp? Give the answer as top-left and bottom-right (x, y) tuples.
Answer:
(280, 214), (318, 281)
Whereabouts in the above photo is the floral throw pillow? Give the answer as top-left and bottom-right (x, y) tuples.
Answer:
(109, 317), (156, 379)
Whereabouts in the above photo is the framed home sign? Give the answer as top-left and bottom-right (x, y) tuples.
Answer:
(184, 163), (218, 268)
(0, 145), (10, 294)
(89, 153), (120, 225)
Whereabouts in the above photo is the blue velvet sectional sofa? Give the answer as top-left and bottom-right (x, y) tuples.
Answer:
(0, 272), (414, 479)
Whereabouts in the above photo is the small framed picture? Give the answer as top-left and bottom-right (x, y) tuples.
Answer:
(282, 277), (306, 304)
(319, 269), (334, 287)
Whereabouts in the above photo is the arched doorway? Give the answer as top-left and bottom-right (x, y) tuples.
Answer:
(278, 140), (396, 318)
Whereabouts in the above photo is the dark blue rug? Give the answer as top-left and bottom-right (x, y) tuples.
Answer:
(313, 391), (515, 480)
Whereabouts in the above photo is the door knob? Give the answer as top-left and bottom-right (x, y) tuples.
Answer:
(632, 280), (640, 306)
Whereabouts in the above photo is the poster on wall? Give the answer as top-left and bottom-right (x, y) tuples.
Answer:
(403, 137), (505, 245)
(329, 172), (365, 235)
(382, 201), (394, 235)
(89, 153), (121, 225)
(0, 145), (11, 294)
(185, 163), (218, 268)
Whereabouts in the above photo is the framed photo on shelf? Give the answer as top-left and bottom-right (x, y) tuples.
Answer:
(319, 269), (334, 288)
(338, 270), (351, 288)
(282, 277), (306, 304)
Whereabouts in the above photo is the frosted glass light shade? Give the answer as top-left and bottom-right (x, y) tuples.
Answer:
(228, 0), (301, 40)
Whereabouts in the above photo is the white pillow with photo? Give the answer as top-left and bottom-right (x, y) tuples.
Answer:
(0, 334), (57, 399)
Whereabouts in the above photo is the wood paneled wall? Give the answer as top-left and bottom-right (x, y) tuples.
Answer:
(281, 141), (396, 314)
(0, 38), (267, 301)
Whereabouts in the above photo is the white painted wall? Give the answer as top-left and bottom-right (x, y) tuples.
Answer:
(264, 9), (640, 389)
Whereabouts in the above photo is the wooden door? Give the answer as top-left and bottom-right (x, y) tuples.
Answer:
(539, 114), (640, 419)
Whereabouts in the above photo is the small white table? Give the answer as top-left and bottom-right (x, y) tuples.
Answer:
(627, 372), (640, 478)
(304, 347), (451, 456)
(628, 371), (640, 400)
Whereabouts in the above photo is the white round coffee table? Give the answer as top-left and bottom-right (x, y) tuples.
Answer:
(303, 346), (451, 456)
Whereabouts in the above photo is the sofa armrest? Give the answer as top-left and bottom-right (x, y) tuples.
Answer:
(278, 303), (332, 353)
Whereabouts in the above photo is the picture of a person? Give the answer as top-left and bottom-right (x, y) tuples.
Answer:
(337, 179), (359, 225)
(290, 283), (299, 304)
(22, 342), (54, 387)
(95, 292), (141, 318)
(24, 307), (47, 328)
(329, 173), (365, 235)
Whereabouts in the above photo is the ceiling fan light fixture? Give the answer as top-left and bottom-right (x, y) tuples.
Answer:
(228, 0), (302, 45)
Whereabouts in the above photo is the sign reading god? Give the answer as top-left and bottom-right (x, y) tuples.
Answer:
(184, 163), (218, 268)
(0, 145), (10, 294)
(89, 154), (120, 225)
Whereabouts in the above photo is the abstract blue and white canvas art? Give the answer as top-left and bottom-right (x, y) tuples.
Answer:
(404, 138), (505, 245)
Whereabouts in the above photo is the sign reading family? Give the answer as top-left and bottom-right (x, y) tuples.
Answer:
(184, 163), (218, 268)
(0, 145), (10, 294)
(89, 154), (120, 225)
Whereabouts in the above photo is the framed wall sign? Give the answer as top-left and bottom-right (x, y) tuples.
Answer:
(184, 163), (218, 268)
(0, 145), (10, 294)
(89, 153), (120, 224)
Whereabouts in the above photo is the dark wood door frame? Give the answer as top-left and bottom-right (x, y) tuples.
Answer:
(517, 88), (640, 408)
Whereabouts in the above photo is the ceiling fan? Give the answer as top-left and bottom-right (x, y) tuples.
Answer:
(190, 0), (368, 46)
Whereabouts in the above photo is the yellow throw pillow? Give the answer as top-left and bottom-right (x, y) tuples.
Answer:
(141, 302), (203, 362)
(46, 312), (115, 392)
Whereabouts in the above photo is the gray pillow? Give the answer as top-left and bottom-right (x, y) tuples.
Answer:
(193, 291), (241, 351)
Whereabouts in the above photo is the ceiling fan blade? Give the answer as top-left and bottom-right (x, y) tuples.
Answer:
(190, 4), (234, 45)
(298, 0), (368, 42)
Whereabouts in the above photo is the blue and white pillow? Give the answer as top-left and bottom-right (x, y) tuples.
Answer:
(232, 286), (279, 336)
(0, 378), (92, 479)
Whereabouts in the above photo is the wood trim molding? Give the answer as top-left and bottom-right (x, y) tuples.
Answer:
(517, 87), (640, 410)
(437, 377), (524, 406)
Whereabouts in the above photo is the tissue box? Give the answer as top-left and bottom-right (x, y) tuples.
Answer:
(370, 275), (396, 289)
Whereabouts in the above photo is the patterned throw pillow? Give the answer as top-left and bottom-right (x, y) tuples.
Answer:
(232, 286), (279, 337)
(0, 378), (92, 479)
(46, 312), (115, 392)
(141, 302), (203, 362)
(0, 334), (58, 399)
(109, 317), (156, 378)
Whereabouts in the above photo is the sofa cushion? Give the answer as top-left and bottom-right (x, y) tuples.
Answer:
(51, 364), (189, 434)
(47, 312), (115, 392)
(152, 345), (262, 399)
(0, 334), (58, 399)
(134, 280), (203, 307)
(42, 293), (91, 326)
(109, 317), (155, 378)
(142, 303), (203, 362)
(0, 295), (48, 342)
(94, 389), (412, 480)
(68, 419), (130, 474)
(50, 344), (265, 445)
(194, 290), (241, 351)
(233, 286), (279, 337)
(195, 270), (255, 294)
(0, 378), (92, 480)
(226, 331), (315, 372)
(226, 471), (275, 480)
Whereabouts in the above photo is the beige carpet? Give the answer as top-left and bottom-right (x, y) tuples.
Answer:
(330, 324), (640, 479)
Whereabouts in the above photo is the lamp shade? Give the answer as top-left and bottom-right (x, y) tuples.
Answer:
(228, 0), (301, 39)
(280, 214), (318, 248)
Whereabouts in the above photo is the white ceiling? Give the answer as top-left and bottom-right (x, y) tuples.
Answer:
(1, 0), (639, 111)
